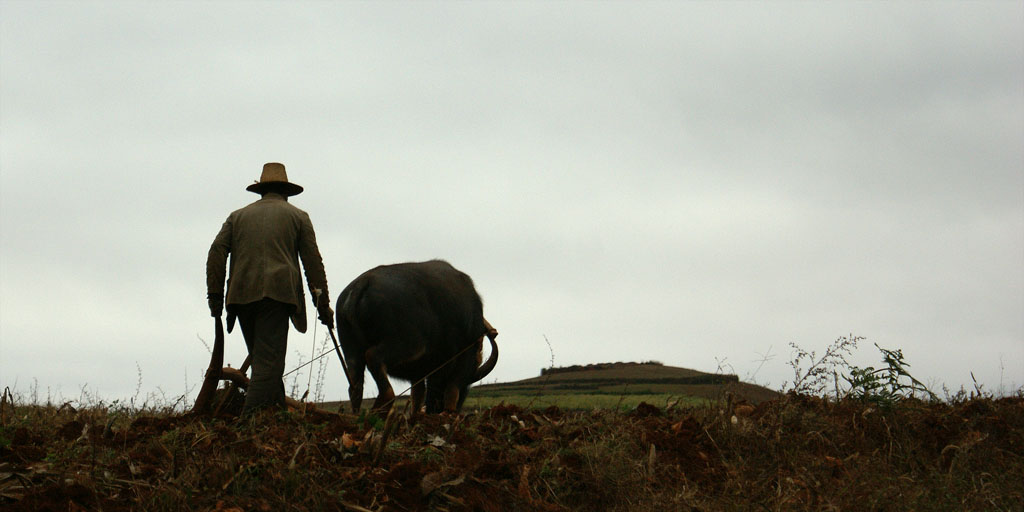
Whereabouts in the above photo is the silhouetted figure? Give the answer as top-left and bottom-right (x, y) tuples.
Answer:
(207, 162), (333, 414)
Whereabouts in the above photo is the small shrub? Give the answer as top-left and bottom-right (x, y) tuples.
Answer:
(782, 334), (862, 395)
(844, 343), (937, 407)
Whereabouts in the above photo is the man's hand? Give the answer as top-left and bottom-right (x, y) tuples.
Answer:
(318, 304), (334, 329)
(208, 293), (223, 318)
(312, 288), (333, 328)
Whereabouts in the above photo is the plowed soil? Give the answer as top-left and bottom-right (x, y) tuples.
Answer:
(2, 395), (1022, 511)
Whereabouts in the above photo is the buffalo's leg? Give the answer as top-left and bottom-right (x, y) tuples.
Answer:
(346, 351), (366, 413)
(365, 346), (396, 411)
(454, 384), (471, 413)
(410, 380), (426, 414)
(443, 383), (461, 413)
(424, 378), (445, 413)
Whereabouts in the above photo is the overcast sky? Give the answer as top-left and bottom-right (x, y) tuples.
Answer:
(2, 2), (1021, 406)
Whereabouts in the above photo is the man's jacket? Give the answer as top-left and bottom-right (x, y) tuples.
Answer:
(207, 194), (329, 333)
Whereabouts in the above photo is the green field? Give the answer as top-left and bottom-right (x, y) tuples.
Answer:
(462, 391), (708, 411)
(464, 362), (779, 410)
(330, 362), (781, 412)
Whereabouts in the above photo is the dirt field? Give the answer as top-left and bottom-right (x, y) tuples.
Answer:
(2, 391), (1021, 511)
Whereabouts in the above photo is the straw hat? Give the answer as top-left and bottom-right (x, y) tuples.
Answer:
(246, 162), (303, 196)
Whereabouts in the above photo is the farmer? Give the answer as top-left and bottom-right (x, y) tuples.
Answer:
(206, 162), (333, 414)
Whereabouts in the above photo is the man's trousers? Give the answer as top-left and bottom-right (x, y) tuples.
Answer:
(232, 298), (293, 414)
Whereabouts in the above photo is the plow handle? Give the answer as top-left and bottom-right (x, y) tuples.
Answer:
(191, 316), (225, 414)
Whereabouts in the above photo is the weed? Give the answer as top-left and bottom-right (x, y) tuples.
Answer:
(525, 335), (557, 410)
(844, 343), (938, 407)
(743, 345), (777, 388)
(357, 409), (385, 430)
(782, 334), (862, 396)
(416, 446), (444, 465)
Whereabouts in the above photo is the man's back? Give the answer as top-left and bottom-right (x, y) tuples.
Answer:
(207, 193), (328, 334)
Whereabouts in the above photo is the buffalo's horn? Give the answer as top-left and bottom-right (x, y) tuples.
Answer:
(473, 331), (499, 382)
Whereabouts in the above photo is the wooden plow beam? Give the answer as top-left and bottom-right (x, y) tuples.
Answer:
(190, 317), (324, 415)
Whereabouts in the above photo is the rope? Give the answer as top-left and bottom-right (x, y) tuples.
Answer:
(282, 339), (476, 396)
(281, 334), (482, 404)
(305, 316), (318, 397)
(284, 343), (334, 378)
(308, 290), (325, 395)
(280, 315), (490, 407)
(392, 338), (481, 401)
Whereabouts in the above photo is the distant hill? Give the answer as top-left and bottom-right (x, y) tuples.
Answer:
(325, 362), (781, 412)
(468, 362), (781, 409)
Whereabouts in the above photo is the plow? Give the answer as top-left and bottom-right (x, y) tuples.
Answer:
(190, 316), (350, 416)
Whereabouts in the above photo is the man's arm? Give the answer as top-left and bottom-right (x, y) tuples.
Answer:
(206, 216), (232, 317)
(296, 212), (331, 325)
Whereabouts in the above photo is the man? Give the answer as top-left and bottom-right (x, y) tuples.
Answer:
(206, 162), (333, 414)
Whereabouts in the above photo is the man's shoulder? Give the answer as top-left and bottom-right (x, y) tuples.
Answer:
(271, 198), (309, 218)
(234, 197), (308, 215)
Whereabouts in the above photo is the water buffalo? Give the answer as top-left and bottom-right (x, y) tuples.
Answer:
(335, 260), (498, 413)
